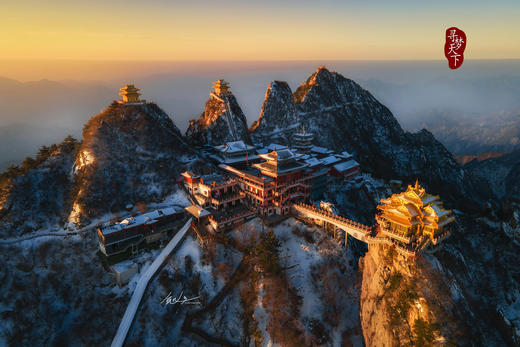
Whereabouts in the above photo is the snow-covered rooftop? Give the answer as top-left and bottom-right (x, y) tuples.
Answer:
(421, 195), (438, 205)
(101, 207), (181, 236)
(258, 148), (301, 163)
(320, 155), (342, 166)
(185, 205), (211, 218)
(333, 160), (359, 173)
(219, 154), (258, 164)
(305, 157), (322, 168)
(266, 143), (288, 151)
(311, 146), (334, 155)
(214, 140), (255, 154)
(337, 151), (353, 160)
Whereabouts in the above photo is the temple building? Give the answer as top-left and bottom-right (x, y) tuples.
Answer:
(330, 160), (359, 179)
(119, 84), (144, 104)
(97, 207), (184, 257)
(293, 126), (314, 153)
(212, 79), (231, 96)
(376, 181), (454, 247)
(218, 148), (311, 215)
(214, 140), (258, 166)
(181, 171), (245, 210)
(252, 149), (311, 214)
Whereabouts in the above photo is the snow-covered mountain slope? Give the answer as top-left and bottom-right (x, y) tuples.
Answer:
(250, 80), (299, 145)
(0, 137), (78, 236)
(70, 101), (194, 225)
(186, 92), (251, 146)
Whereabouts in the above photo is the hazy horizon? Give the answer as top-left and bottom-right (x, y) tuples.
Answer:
(1, 58), (519, 82)
(0, 59), (519, 170)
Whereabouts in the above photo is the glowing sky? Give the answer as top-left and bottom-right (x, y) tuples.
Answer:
(1, 0), (519, 61)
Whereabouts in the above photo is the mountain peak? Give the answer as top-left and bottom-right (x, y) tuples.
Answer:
(315, 65), (333, 77)
(70, 100), (190, 224)
(186, 79), (251, 146)
(293, 66), (338, 104)
(250, 80), (298, 144)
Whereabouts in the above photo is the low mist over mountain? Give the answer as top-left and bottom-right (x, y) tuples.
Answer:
(404, 108), (520, 155)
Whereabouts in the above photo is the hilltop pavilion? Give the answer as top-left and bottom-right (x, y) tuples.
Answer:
(119, 84), (144, 104)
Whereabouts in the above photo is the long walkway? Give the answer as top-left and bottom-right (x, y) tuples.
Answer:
(292, 203), (372, 242)
(111, 218), (192, 347)
(292, 203), (419, 257)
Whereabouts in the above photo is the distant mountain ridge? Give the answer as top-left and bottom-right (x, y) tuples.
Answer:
(465, 148), (520, 201)
(405, 108), (520, 155)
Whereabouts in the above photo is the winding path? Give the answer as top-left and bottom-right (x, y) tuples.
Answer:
(0, 229), (85, 245)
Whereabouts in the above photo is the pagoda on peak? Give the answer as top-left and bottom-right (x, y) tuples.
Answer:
(292, 125), (314, 153)
(119, 84), (145, 104)
(212, 79), (231, 96)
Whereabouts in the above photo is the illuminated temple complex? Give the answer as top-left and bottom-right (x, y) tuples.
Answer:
(95, 84), (454, 264)
(375, 181), (454, 250)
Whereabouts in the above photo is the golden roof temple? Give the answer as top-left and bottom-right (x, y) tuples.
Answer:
(212, 79), (231, 96)
(376, 181), (454, 248)
(119, 84), (143, 104)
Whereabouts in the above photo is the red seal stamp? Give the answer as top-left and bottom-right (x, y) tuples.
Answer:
(444, 27), (466, 69)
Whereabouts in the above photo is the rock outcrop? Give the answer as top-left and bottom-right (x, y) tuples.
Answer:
(186, 88), (251, 146)
(250, 81), (299, 145)
(360, 244), (471, 346)
(465, 148), (520, 201)
(70, 101), (192, 224)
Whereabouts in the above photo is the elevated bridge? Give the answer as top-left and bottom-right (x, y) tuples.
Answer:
(291, 203), (418, 257)
(291, 203), (373, 243)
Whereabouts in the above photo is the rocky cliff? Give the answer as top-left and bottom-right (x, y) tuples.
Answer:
(186, 92), (251, 146)
(250, 81), (299, 145)
(250, 66), (492, 209)
(70, 101), (193, 224)
(360, 244), (471, 346)
(357, 210), (520, 347)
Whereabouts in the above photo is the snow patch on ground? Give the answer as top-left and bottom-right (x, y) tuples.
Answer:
(274, 219), (324, 319)
(254, 279), (273, 346)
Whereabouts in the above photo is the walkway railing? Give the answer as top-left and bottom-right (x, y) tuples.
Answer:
(292, 203), (449, 257)
(292, 203), (372, 234)
(381, 229), (412, 244)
